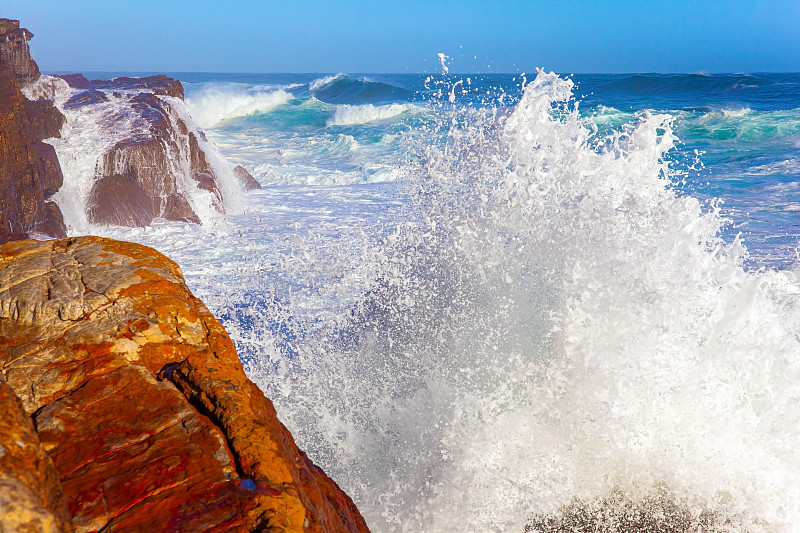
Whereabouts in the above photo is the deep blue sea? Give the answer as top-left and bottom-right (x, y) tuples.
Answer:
(50, 70), (800, 531)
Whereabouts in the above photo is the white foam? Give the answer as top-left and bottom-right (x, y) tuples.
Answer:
(308, 74), (345, 91)
(327, 103), (420, 126)
(185, 83), (292, 128)
(59, 71), (800, 532)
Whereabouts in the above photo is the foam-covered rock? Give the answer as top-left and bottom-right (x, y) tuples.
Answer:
(0, 236), (370, 532)
(56, 76), (226, 227)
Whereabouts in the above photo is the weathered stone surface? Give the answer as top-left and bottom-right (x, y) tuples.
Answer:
(87, 174), (157, 227)
(0, 380), (71, 533)
(0, 237), (370, 533)
(63, 90), (108, 110)
(234, 164), (262, 190)
(0, 19), (66, 242)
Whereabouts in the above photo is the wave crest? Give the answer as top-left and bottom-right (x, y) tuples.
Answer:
(327, 103), (420, 126)
(185, 84), (292, 128)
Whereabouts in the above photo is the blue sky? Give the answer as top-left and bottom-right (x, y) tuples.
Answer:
(5, 0), (800, 73)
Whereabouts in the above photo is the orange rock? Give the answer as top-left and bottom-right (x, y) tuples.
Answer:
(0, 380), (71, 533)
(0, 236), (370, 532)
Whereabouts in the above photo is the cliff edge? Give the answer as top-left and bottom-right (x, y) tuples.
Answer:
(0, 19), (67, 242)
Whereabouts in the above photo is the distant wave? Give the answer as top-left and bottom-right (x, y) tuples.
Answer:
(306, 74), (414, 105)
(327, 103), (420, 126)
(603, 73), (773, 94)
(684, 107), (800, 141)
(185, 83), (293, 128)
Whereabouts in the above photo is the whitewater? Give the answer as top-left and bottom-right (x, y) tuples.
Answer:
(47, 69), (800, 531)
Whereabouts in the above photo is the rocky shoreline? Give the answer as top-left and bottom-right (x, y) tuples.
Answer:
(0, 18), (367, 532)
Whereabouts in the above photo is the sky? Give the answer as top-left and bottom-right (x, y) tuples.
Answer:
(5, 0), (800, 74)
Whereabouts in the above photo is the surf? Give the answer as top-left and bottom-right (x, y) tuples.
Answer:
(230, 70), (800, 532)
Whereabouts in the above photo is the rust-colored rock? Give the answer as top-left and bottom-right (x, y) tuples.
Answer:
(234, 164), (262, 190)
(0, 380), (71, 533)
(0, 19), (66, 242)
(0, 236), (370, 533)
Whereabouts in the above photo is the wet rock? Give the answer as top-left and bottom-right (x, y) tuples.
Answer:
(57, 73), (184, 100)
(63, 89), (108, 109)
(234, 164), (262, 190)
(0, 18), (66, 242)
(87, 174), (156, 226)
(0, 236), (370, 533)
(58, 76), (224, 227)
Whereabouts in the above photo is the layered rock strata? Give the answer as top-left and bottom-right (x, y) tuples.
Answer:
(0, 19), (66, 242)
(0, 236), (370, 532)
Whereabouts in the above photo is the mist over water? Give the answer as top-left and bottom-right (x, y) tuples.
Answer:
(51, 69), (800, 531)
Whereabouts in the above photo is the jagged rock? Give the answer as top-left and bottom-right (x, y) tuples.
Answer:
(58, 76), (223, 227)
(57, 74), (184, 100)
(0, 236), (370, 533)
(0, 19), (66, 242)
(0, 19), (39, 83)
(0, 380), (71, 533)
(87, 174), (157, 226)
(234, 164), (262, 190)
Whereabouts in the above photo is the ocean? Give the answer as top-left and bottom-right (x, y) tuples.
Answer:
(47, 70), (800, 531)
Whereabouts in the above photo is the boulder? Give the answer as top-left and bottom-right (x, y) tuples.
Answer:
(0, 380), (71, 533)
(0, 236), (370, 533)
(234, 164), (262, 190)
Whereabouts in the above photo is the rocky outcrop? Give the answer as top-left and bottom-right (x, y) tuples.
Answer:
(235, 164), (262, 190)
(58, 73), (183, 99)
(0, 236), (370, 532)
(57, 75), (224, 227)
(0, 19), (66, 242)
(0, 19), (40, 83)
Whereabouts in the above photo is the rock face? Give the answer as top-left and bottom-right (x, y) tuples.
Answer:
(0, 19), (67, 242)
(0, 236), (370, 532)
(0, 381), (71, 533)
(0, 19), (40, 83)
(57, 75), (224, 227)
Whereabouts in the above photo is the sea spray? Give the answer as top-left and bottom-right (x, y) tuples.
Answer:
(185, 83), (293, 128)
(70, 71), (800, 532)
(235, 71), (800, 532)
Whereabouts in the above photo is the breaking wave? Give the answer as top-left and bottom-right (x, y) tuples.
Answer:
(185, 83), (293, 128)
(327, 103), (421, 126)
(234, 71), (800, 532)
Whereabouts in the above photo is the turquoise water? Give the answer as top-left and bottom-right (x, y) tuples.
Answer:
(161, 71), (800, 268)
